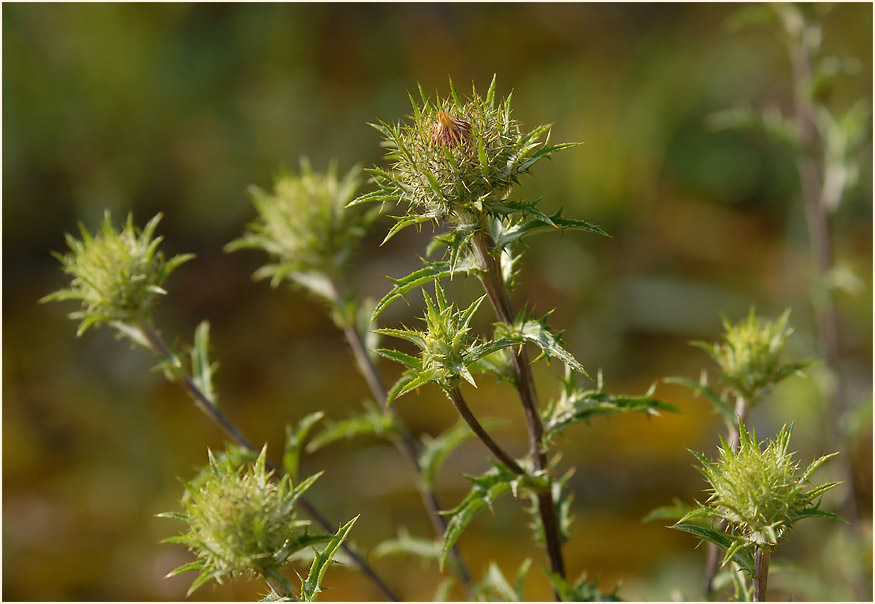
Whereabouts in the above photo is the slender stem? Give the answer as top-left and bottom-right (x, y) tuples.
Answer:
(340, 321), (474, 589)
(753, 548), (771, 602)
(136, 321), (400, 602)
(470, 227), (567, 587)
(782, 9), (860, 526)
(447, 386), (525, 475)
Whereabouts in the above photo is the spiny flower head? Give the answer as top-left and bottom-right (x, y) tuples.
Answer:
(227, 159), (377, 289)
(42, 211), (194, 335)
(682, 423), (841, 554)
(352, 75), (576, 234)
(375, 281), (486, 395)
(160, 446), (320, 595)
(694, 308), (809, 403)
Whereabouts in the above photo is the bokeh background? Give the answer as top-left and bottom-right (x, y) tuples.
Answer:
(3, 3), (872, 601)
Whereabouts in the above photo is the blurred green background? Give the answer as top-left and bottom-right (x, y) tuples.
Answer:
(3, 3), (872, 601)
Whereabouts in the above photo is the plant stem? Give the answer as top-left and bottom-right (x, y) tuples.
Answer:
(470, 227), (567, 586)
(136, 321), (400, 602)
(753, 548), (771, 602)
(780, 5), (860, 526)
(339, 321), (474, 590)
(447, 386), (525, 475)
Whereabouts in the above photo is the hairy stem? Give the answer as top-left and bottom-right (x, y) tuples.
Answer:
(753, 548), (771, 602)
(137, 321), (400, 602)
(339, 321), (474, 590)
(470, 227), (567, 586)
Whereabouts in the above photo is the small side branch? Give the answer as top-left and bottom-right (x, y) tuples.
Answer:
(137, 321), (400, 602)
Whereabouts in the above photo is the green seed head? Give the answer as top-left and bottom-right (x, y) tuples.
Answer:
(691, 423), (841, 551)
(161, 447), (316, 595)
(42, 211), (194, 335)
(362, 76), (573, 225)
(695, 308), (806, 403)
(227, 159), (374, 286)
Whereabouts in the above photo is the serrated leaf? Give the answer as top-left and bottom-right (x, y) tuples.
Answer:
(191, 321), (219, 407)
(300, 516), (358, 602)
(544, 369), (677, 443)
(506, 312), (588, 377)
(545, 571), (621, 602)
(381, 213), (435, 245)
(374, 348), (423, 370)
(283, 411), (325, 480)
(670, 523), (755, 576)
(493, 207), (609, 249)
(439, 465), (521, 571)
(372, 255), (481, 321)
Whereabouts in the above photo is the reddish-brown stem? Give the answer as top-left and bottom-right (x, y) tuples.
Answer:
(470, 227), (567, 587)
(753, 548), (771, 602)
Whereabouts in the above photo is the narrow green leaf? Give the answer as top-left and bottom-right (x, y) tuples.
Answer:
(439, 466), (519, 571)
(300, 516), (358, 602)
(306, 401), (398, 453)
(372, 532), (440, 560)
(374, 348), (423, 370)
(448, 76), (464, 109)
(418, 419), (505, 489)
(663, 375), (735, 425)
(511, 313), (588, 377)
(191, 321), (219, 406)
(670, 524), (755, 576)
(371, 255), (480, 321)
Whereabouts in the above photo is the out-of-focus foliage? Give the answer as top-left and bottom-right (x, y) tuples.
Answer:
(4, 3), (871, 601)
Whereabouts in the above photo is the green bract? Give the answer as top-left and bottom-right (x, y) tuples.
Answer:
(351, 75), (578, 236)
(41, 211), (194, 335)
(374, 281), (498, 401)
(678, 423), (842, 563)
(227, 159), (377, 297)
(693, 308), (810, 403)
(159, 446), (324, 596)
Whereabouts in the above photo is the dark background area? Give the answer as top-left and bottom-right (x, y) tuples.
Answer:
(3, 3), (872, 601)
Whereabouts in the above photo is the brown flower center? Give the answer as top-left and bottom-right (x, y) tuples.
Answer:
(432, 111), (472, 147)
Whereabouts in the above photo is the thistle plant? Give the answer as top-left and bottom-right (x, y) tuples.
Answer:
(43, 212), (398, 601)
(661, 309), (812, 596)
(228, 160), (481, 591)
(41, 76), (848, 602)
(354, 76), (670, 598)
(672, 422), (843, 601)
(160, 446), (357, 601)
(711, 3), (870, 532)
